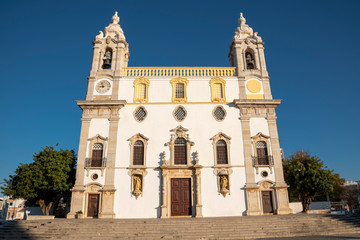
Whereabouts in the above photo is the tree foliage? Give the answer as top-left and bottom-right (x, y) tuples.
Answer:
(283, 151), (343, 212)
(1, 146), (76, 215)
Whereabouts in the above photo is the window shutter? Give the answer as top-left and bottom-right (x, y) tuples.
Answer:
(133, 140), (144, 165)
(216, 140), (228, 164)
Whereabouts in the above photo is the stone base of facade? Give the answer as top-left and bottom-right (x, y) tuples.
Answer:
(246, 210), (262, 216)
(275, 208), (293, 215)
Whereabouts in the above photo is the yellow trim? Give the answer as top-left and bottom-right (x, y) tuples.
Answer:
(170, 77), (189, 103)
(246, 94), (264, 99)
(127, 102), (232, 105)
(133, 77), (150, 103)
(246, 80), (262, 93)
(210, 77), (226, 102)
(122, 67), (236, 77)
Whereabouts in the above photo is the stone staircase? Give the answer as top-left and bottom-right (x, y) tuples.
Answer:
(1, 214), (359, 239)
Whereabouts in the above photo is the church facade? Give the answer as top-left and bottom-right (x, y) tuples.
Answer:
(67, 12), (292, 219)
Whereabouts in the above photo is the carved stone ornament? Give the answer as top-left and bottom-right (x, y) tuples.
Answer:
(165, 126), (194, 166)
(128, 169), (148, 199)
(259, 181), (274, 190)
(213, 168), (233, 197)
(233, 12), (254, 40)
(104, 11), (125, 40)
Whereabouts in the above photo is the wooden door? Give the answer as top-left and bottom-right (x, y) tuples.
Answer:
(257, 147), (268, 165)
(92, 149), (103, 167)
(171, 178), (191, 216)
(87, 194), (99, 217)
(262, 191), (274, 214)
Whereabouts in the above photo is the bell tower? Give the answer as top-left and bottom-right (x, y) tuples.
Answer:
(228, 13), (272, 100)
(86, 11), (130, 100)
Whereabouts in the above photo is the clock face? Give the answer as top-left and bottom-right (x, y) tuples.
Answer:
(96, 80), (111, 94)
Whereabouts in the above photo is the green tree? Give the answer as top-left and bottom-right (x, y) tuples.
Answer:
(1, 146), (76, 215)
(283, 151), (342, 212)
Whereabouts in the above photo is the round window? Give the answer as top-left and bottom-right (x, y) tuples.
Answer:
(173, 106), (187, 122)
(91, 173), (99, 180)
(213, 106), (226, 121)
(261, 171), (268, 178)
(134, 106), (147, 122)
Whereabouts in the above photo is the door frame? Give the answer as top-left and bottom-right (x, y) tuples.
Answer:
(87, 193), (100, 218)
(260, 190), (275, 215)
(160, 167), (202, 218)
(84, 183), (103, 218)
(170, 178), (192, 217)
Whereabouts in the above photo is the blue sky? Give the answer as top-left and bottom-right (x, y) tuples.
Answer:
(1, 0), (359, 193)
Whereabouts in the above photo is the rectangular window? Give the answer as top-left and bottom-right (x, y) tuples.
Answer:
(214, 83), (223, 99)
(137, 84), (146, 100)
(216, 145), (228, 164)
(175, 83), (185, 98)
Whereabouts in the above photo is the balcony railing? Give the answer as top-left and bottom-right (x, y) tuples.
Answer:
(122, 67), (236, 77)
(85, 158), (107, 168)
(252, 155), (274, 167)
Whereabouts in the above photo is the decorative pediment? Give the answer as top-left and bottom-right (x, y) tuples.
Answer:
(209, 77), (226, 86)
(127, 133), (149, 143)
(210, 132), (231, 142)
(251, 132), (270, 141)
(259, 180), (274, 190)
(167, 126), (194, 146)
(88, 134), (108, 142)
(171, 125), (189, 133)
(170, 77), (189, 86)
(133, 77), (150, 86)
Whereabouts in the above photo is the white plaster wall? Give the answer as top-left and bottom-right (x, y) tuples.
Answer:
(119, 77), (239, 103)
(202, 167), (247, 217)
(254, 167), (275, 184)
(249, 118), (269, 137)
(111, 103), (247, 217)
(115, 104), (244, 168)
(83, 169), (106, 186)
(114, 169), (160, 218)
(88, 119), (110, 139)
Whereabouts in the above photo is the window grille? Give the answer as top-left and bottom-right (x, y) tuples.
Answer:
(174, 106), (186, 121)
(175, 83), (185, 98)
(93, 143), (103, 150)
(214, 83), (223, 98)
(137, 84), (146, 99)
(256, 141), (267, 148)
(213, 106), (226, 121)
(216, 140), (228, 164)
(174, 138), (187, 164)
(133, 140), (144, 165)
(134, 107), (147, 122)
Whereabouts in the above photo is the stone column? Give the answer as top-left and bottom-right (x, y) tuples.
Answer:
(195, 168), (203, 217)
(234, 44), (244, 75)
(67, 117), (91, 218)
(267, 114), (292, 214)
(90, 45), (101, 76)
(160, 169), (168, 218)
(115, 45), (125, 76)
(240, 110), (262, 216)
(257, 45), (268, 75)
(99, 107), (120, 219)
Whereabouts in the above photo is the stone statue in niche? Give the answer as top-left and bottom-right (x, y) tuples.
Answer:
(133, 175), (142, 199)
(219, 175), (229, 197)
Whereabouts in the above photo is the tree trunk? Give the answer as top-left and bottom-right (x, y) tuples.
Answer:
(38, 199), (53, 216)
(301, 196), (312, 213)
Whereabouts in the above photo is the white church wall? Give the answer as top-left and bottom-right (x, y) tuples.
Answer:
(89, 118), (110, 138)
(114, 169), (160, 218)
(115, 103), (244, 168)
(249, 118), (269, 137)
(202, 167), (247, 217)
(83, 169), (106, 186)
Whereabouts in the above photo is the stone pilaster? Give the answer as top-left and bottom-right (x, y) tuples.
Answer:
(195, 167), (203, 217)
(67, 117), (91, 218)
(160, 170), (168, 218)
(90, 45), (101, 76)
(267, 115), (292, 214)
(240, 111), (262, 215)
(100, 107), (120, 218)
